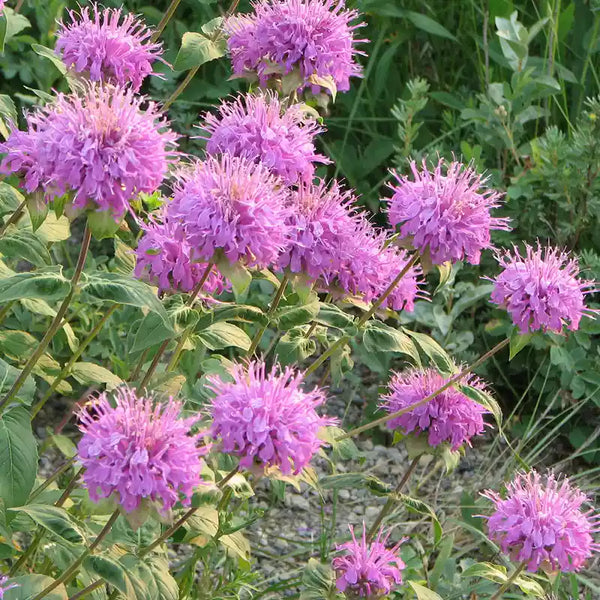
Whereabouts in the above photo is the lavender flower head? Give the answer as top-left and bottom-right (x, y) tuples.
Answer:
(489, 244), (596, 333)
(202, 92), (328, 185)
(56, 5), (163, 91)
(278, 180), (366, 282)
(171, 155), (290, 268)
(134, 209), (228, 296)
(335, 224), (423, 312)
(0, 577), (17, 599)
(380, 368), (490, 450)
(482, 471), (600, 572)
(0, 85), (176, 219)
(208, 361), (336, 474)
(0, 1), (4, 14)
(333, 524), (405, 598)
(388, 160), (510, 265)
(225, 0), (365, 93)
(77, 387), (207, 513)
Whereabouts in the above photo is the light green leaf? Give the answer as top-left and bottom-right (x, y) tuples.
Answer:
(173, 21), (227, 71)
(216, 258), (251, 302)
(299, 558), (337, 600)
(274, 327), (316, 366)
(132, 312), (174, 353)
(315, 303), (356, 331)
(31, 43), (67, 75)
(406, 11), (457, 41)
(220, 530), (251, 564)
(0, 357), (36, 405)
(197, 322), (252, 351)
(462, 561), (507, 582)
(3, 575), (67, 600)
(71, 362), (123, 390)
(509, 329), (532, 359)
(0, 228), (52, 266)
(459, 384), (503, 428)
(398, 493), (442, 544)
(275, 298), (320, 330)
(0, 330), (37, 359)
(36, 213), (71, 243)
(408, 581), (444, 600)
(363, 321), (420, 363)
(0, 406), (38, 508)
(0, 96), (17, 140)
(1, 8), (31, 53)
(9, 505), (86, 545)
(0, 268), (70, 304)
(83, 555), (141, 600)
(0, 183), (23, 217)
(403, 329), (455, 375)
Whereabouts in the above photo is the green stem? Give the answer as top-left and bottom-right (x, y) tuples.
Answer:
(166, 328), (192, 372)
(490, 562), (527, 600)
(163, 67), (199, 111)
(337, 338), (510, 441)
(150, 0), (182, 42)
(247, 274), (289, 357)
(30, 509), (120, 600)
(31, 304), (119, 419)
(28, 457), (76, 502)
(0, 301), (15, 327)
(367, 456), (419, 541)
(130, 349), (149, 382)
(0, 225), (92, 412)
(138, 263), (214, 391)
(0, 199), (26, 237)
(68, 581), (105, 600)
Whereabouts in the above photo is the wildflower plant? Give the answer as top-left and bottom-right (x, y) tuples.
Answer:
(0, 2), (598, 600)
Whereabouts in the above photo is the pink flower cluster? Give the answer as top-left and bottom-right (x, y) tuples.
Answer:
(225, 0), (364, 93)
(483, 471), (600, 572)
(208, 361), (335, 474)
(380, 368), (489, 450)
(333, 524), (405, 598)
(0, 85), (176, 219)
(134, 209), (228, 296)
(77, 387), (207, 513)
(490, 244), (596, 333)
(203, 92), (328, 185)
(56, 5), (163, 91)
(0, 576), (17, 599)
(171, 154), (290, 268)
(388, 160), (510, 265)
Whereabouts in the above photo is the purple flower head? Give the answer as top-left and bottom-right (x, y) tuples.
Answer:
(208, 360), (336, 474)
(489, 244), (597, 333)
(277, 180), (367, 282)
(56, 4), (163, 91)
(335, 223), (423, 312)
(482, 471), (600, 573)
(224, 0), (365, 94)
(202, 92), (328, 185)
(0, 1), (4, 14)
(388, 160), (510, 265)
(77, 387), (208, 513)
(0, 85), (176, 219)
(332, 524), (405, 598)
(380, 368), (490, 450)
(171, 154), (290, 268)
(0, 577), (17, 599)
(134, 208), (228, 296)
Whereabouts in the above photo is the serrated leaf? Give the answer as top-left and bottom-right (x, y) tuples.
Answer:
(274, 327), (316, 366)
(220, 530), (251, 563)
(275, 298), (319, 330)
(0, 183), (23, 217)
(3, 575), (67, 600)
(132, 311), (174, 353)
(363, 321), (420, 363)
(462, 561), (507, 582)
(0, 330), (37, 359)
(9, 505), (86, 545)
(319, 426), (359, 461)
(315, 303), (356, 331)
(0, 228), (52, 266)
(71, 362), (123, 390)
(397, 493), (442, 543)
(173, 25), (226, 71)
(459, 384), (503, 428)
(0, 268), (70, 304)
(0, 357), (36, 405)
(0, 407), (38, 508)
(403, 329), (454, 375)
(198, 322), (251, 351)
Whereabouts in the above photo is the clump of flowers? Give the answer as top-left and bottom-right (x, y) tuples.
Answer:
(333, 524), (405, 598)
(489, 244), (596, 333)
(335, 224), (423, 312)
(388, 160), (510, 265)
(224, 0), (365, 93)
(207, 361), (335, 474)
(171, 154), (290, 268)
(482, 471), (600, 572)
(134, 209), (228, 296)
(0, 85), (176, 220)
(278, 180), (365, 281)
(380, 368), (489, 450)
(0, 576), (17, 599)
(56, 4), (163, 91)
(202, 92), (328, 186)
(77, 387), (207, 513)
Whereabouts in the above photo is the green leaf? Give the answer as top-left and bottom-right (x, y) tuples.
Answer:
(406, 11), (457, 41)
(36, 213), (71, 243)
(0, 330), (37, 359)
(319, 426), (359, 461)
(31, 43), (67, 75)
(220, 530), (251, 563)
(434, 261), (453, 294)
(0, 96), (18, 140)
(173, 21), (227, 71)
(114, 238), (136, 275)
(9, 505), (86, 545)
(0, 407), (38, 508)
(26, 193), (48, 232)
(299, 558), (337, 600)
(462, 561), (507, 582)
(80, 272), (173, 332)
(514, 573), (545, 597)
(0, 268), (70, 304)
(0, 357), (36, 405)
(132, 312), (174, 353)
(196, 303), (267, 330)
(216, 258), (251, 302)
(363, 321), (420, 363)
(274, 327), (316, 366)
(197, 322), (251, 351)
(509, 329), (532, 359)
(275, 298), (320, 330)
(0, 183), (23, 217)
(397, 493), (442, 544)
(1, 8), (31, 53)
(146, 556), (179, 600)
(0, 228), (52, 266)
(3, 575), (67, 600)
(71, 362), (123, 390)
(408, 581), (444, 600)
(83, 555), (144, 600)
(459, 384), (503, 428)
(315, 303), (356, 331)
(403, 329), (454, 375)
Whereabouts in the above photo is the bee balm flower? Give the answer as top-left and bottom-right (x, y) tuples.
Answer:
(208, 361), (335, 474)
(333, 524), (405, 598)
(224, 0), (365, 93)
(489, 244), (596, 333)
(482, 471), (600, 572)
(56, 4), (163, 91)
(0, 576), (17, 599)
(388, 160), (509, 265)
(77, 387), (207, 513)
